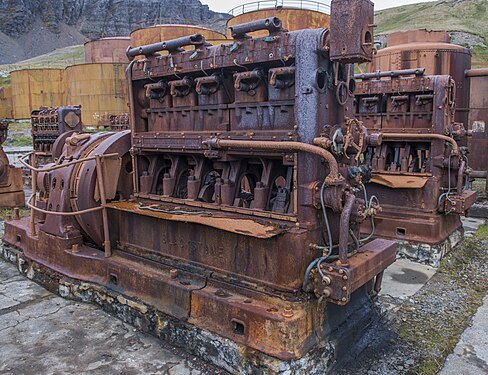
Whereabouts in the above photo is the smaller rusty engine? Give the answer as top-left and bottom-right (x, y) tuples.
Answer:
(4, 1), (398, 373)
(354, 70), (476, 263)
(31, 106), (83, 155)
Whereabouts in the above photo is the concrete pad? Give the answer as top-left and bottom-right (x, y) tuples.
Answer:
(440, 295), (488, 375)
(381, 258), (436, 299)
(0, 259), (223, 375)
(462, 217), (486, 237)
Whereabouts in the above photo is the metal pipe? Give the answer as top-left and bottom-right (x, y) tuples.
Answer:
(229, 17), (282, 39)
(126, 34), (205, 59)
(20, 152), (119, 173)
(457, 159), (466, 194)
(381, 133), (459, 155)
(465, 68), (488, 78)
(96, 155), (112, 258)
(470, 170), (488, 178)
(354, 68), (425, 80)
(30, 152), (37, 236)
(339, 192), (355, 266)
(26, 194), (103, 216)
(204, 138), (342, 184)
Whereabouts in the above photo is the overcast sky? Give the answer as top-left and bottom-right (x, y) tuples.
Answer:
(203, 0), (436, 13)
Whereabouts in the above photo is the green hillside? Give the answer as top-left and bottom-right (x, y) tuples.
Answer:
(375, 0), (488, 67)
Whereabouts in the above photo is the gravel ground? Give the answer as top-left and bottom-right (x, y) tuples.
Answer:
(337, 228), (488, 375)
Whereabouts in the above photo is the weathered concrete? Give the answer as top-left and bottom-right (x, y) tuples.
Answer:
(0, 259), (223, 375)
(440, 295), (488, 375)
(381, 258), (436, 300)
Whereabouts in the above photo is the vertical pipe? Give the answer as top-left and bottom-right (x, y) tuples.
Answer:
(339, 192), (355, 266)
(30, 152), (37, 236)
(95, 155), (111, 257)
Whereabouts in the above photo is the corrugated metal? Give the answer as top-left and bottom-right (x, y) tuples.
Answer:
(65, 63), (128, 127)
(0, 87), (13, 118)
(84, 37), (131, 64)
(11, 69), (65, 119)
(130, 24), (227, 47)
(226, 9), (330, 38)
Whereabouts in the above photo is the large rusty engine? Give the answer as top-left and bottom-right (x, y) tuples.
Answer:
(354, 69), (476, 265)
(4, 1), (397, 372)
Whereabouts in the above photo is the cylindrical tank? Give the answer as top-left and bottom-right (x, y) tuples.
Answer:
(226, 1), (330, 38)
(467, 74), (488, 171)
(372, 29), (471, 126)
(84, 37), (131, 63)
(0, 87), (13, 118)
(65, 63), (128, 127)
(130, 24), (228, 48)
(11, 69), (65, 119)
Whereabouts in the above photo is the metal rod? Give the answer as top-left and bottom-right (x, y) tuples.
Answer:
(204, 138), (342, 184)
(465, 68), (488, 78)
(339, 193), (355, 266)
(354, 68), (425, 80)
(95, 155), (112, 258)
(20, 152), (119, 173)
(126, 34), (205, 59)
(381, 133), (459, 155)
(29, 152), (37, 236)
(25, 195), (103, 216)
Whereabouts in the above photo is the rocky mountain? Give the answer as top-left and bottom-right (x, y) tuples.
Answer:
(0, 0), (229, 64)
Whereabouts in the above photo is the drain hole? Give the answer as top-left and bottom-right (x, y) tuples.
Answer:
(232, 319), (246, 336)
(16, 235), (21, 243)
(109, 273), (118, 285)
(396, 227), (406, 237)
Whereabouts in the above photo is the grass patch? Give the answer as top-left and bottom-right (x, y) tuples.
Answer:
(5, 134), (33, 147)
(0, 208), (29, 220)
(395, 231), (488, 375)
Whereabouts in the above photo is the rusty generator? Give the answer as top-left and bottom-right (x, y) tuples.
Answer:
(354, 69), (476, 266)
(4, 1), (397, 373)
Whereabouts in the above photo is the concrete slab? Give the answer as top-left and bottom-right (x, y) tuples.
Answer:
(440, 295), (488, 375)
(462, 217), (486, 237)
(380, 258), (436, 300)
(0, 259), (223, 375)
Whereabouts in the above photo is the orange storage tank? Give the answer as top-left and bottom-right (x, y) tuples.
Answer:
(226, 1), (330, 38)
(84, 37), (131, 63)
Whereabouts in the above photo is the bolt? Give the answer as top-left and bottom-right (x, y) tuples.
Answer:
(328, 266), (333, 272)
(322, 276), (331, 285)
(339, 269), (344, 274)
(342, 286), (347, 291)
(341, 297), (347, 302)
(71, 244), (80, 253)
(322, 288), (331, 298)
(342, 275), (348, 280)
(282, 304), (294, 318)
(169, 269), (178, 279)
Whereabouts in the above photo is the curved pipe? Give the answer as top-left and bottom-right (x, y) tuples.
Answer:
(457, 159), (466, 194)
(339, 192), (355, 266)
(381, 133), (459, 155)
(204, 138), (342, 184)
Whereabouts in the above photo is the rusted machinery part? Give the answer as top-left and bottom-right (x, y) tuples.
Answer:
(338, 192), (356, 266)
(229, 17), (283, 39)
(70, 131), (132, 246)
(354, 68), (425, 80)
(470, 170), (487, 178)
(203, 137), (343, 185)
(126, 34), (205, 59)
(458, 158), (467, 194)
(381, 133), (459, 155)
(465, 68), (488, 78)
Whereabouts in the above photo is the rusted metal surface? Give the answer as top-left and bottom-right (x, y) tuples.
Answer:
(0, 119), (25, 207)
(4, 1), (398, 370)
(467, 73), (488, 175)
(84, 37), (130, 64)
(354, 70), (476, 245)
(372, 29), (471, 128)
(109, 113), (130, 131)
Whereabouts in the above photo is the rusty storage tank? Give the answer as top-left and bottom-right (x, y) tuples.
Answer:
(11, 69), (65, 119)
(65, 63), (128, 127)
(226, 0), (330, 38)
(372, 29), (471, 126)
(466, 71), (488, 172)
(84, 37), (131, 63)
(130, 24), (228, 47)
(0, 87), (13, 118)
